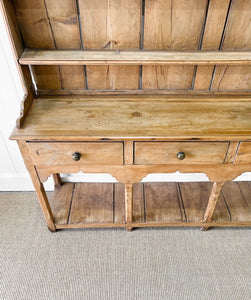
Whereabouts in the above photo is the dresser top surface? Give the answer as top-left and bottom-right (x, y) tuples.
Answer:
(10, 95), (251, 141)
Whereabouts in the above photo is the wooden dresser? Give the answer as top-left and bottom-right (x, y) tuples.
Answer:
(2, 0), (251, 231)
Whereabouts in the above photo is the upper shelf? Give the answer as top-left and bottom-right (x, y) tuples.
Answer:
(19, 50), (251, 66)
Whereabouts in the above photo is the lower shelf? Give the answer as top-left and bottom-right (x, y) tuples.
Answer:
(49, 181), (251, 229)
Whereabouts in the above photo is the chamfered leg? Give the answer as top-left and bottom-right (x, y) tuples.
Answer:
(18, 141), (56, 232)
(201, 182), (224, 231)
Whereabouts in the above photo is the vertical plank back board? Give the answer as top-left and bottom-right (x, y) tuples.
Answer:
(79, 0), (141, 90)
(193, 0), (231, 90)
(45, 0), (86, 89)
(13, 0), (62, 89)
(142, 0), (208, 90)
(13, 0), (86, 90)
(10, 0), (251, 93)
(211, 0), (251, 91)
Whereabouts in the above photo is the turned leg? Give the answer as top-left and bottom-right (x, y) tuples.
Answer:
(53, 173), (62, 188)
(125, 183), (133, 231)
(201, 182), (224, 231)
(18, 141), (56, 232)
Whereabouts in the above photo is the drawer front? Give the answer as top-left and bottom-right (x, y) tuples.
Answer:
(28, 142), (123, 166)
(235, 142), (251, 164)
(135, 142), (229, 165)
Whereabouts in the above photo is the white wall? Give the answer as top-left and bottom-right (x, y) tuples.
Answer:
(0, 12), (54, 191)
(0, 13), (250, 191)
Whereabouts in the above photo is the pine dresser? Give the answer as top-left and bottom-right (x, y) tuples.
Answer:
(2, 0), (251, 231)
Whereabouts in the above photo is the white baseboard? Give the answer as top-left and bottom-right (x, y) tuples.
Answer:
(0, 175), (54, 191)
(0, 172), (250, 191)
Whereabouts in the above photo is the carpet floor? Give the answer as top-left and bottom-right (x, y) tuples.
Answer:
(1, 192), (251, 300)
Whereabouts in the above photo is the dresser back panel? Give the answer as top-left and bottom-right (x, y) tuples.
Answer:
(10, 0), (251, 93)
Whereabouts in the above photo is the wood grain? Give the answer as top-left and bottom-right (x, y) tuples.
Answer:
(16, 92), (34, 129)
(36, 89), (251, 97)
(79, 0), (141, 49)
(203, 182), (224, 223)
(45, 93), (251, 101)
(69, 183), (113, 224)
(211, 65), (251, 91)
(13, 0), (87, 90)
(114, 183), (125, 223)
(44, 0), (81, 49)
(125, 183), (133, 230)
(51, 183), (74, 224)
(179, 182), (229, 223)
(211, 0), (251, 91)
(234, 142), (251, 165)
(52, 183), (146, 226)
(11, 0), (251, 92)
(5, 1), (251, 233)
(50, 182), (251, 229)
(86, 65), (139, 90)
(143, 0), (208, 90)
(56, 221), (251, 229)
(35, 164), (251, 186)
(13, 0), (62, 90)
(144, 0), (207, 49)
(132, 183), (144, 223)
(59, 65), (86, 90)
(12, 97), (251, 139)
(30, 66), (61, 90)
(144, 183), (182, 222)
(124, 140), (134, 165)
(224, 141), (239, 164)
(194, 0), (231, 90)
(222, 182), (251, 222)
(20, 49), (251, 65)
(13, 0), (54, 48)
(52, 173), (62, 187)
(79, 0), (141, 90)
(27, 142), (124, 166)
(135, 142), (229, 165)
(222, 0), (251, 50)
(17, 141), (55, 231)
(44, 0), (86, 90)
(237, 182), (251, 207)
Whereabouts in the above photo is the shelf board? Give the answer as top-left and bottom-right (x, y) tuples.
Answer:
(49, 182), (251, 229)
(11, 95), (251, 140)
(19, 50), (251, 65)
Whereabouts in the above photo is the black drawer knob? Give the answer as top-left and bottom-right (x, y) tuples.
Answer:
(177, 151), (185, 160)
(72, 152), (81, 161)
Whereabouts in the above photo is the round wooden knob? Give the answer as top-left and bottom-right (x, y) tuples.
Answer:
(177, 151), (185, 160)
(72, 152), (81, 161)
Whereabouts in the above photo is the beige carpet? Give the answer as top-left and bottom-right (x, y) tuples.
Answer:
(1, 192), (251, 300)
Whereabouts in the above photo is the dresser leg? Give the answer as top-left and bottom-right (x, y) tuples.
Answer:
(53, 173), (62, 188)
(37, 183), (56, 232)
(125, 183), (133, 231)
(17, 141), (56, 232)
(201, 182), (224, 231)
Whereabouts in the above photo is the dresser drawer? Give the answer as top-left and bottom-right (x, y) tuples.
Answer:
(28, 142), (123, 166)
(235, 142), (251, 164)
(135, 142), (229, 165)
